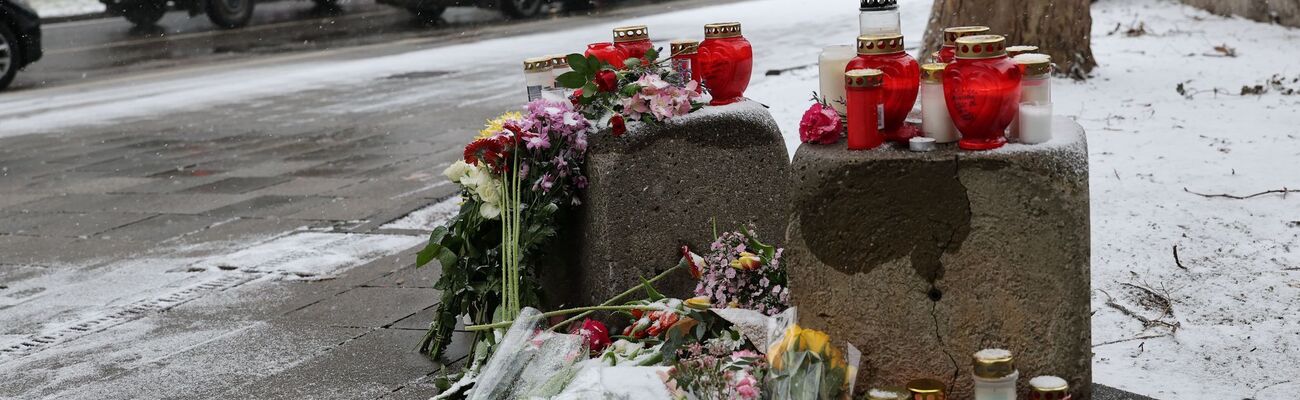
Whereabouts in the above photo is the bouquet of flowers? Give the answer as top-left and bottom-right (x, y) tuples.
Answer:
(688, 226), (790, 316)
(555, 50), (704, 136)
(765, 308), (862, 400)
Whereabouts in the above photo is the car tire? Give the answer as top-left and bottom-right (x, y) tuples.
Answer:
(0, 24), (19, 91)
(121, 0), (168, 27)
(499, 0), (543, 18)
(206, 0), (255, 28)
(406, 5), (447, 22)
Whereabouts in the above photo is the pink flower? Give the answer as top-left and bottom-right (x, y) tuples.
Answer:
(798, 102), (842, 145)
(734, 374), (760, 399)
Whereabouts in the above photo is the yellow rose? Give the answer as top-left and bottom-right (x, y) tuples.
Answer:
(684, 296), (711, 310)
(768, 324), (804, 369)
(729, 252), (762, 270)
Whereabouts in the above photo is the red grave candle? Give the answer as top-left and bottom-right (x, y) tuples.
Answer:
(697, 22), (753, 106)
(944, 34), (1021, 151)
(845, 68), (885, 151)
(613, 25), (653, 61)
(845, 33), (920, 143)
(937, 26), (989, 64)
(585, 42), (628, 69)
(670, 39), (701, 84)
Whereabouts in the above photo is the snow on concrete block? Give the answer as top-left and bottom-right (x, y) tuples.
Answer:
(785, 117), (1091, 399)
(561, 100), (791, 307)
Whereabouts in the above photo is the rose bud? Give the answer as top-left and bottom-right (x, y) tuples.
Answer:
(610, 114), (627, 137)
(595, 70), (618, 92)
(729, 251), (762, 271)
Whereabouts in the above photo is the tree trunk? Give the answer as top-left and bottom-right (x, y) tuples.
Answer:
(922, 0), (1097, 79)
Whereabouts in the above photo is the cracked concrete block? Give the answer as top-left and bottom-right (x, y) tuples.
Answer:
(786, 117), (1090, 399)
(562, 101), (791, 307)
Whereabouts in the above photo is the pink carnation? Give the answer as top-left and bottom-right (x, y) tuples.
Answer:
(799, 102), (842, 144)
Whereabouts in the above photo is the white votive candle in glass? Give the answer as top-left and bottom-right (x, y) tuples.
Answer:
(819, 45), (856, 115)
(920, 63), (957, 143)
(523, 56), (554, 102)
(1018, 102), (1053, 144)
(973, 348), (1019, 400)
(1011, 53), (1053, 143)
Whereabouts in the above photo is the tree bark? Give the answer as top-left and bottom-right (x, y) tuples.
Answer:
(922, 0), (1097, 79)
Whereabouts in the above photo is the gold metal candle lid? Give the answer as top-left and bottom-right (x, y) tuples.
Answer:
(856, 34), (905, 55)
(704, 22), (742, 39)
(523, 57), (553, 72)
(845, 69), (884, 88)
(906, 379), (946, 398)
(921, 63), (946, 83)
(613, 25), (649, 43)
(866, 387), (908, 400)
(955, 35), (1007, 60)
(943, 26), (990, 45)
(972, 348), (1016, 379)
(547, 54), (569, 69)
(1013, 53), (1053, 76)
(670, 39), (700, 56)
(1029, 376), (1070, 393)
(1006, 45), (1039, 57)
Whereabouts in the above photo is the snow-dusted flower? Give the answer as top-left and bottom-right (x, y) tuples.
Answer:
(443, 160), (473, 183)
(692, 227), (789, 316)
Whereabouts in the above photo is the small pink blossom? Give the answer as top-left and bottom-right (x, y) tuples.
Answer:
(799, 102), (843, 145)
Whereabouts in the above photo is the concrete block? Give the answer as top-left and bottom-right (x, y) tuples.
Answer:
(567, 101), (790, 307)
(785, 117), (1090, 399)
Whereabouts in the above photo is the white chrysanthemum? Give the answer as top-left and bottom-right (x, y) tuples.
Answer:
(443, 160), (473, 183)
(479, 201), (501, 219)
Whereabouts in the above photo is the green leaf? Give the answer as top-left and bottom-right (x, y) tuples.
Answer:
(640, 277), (665, 301)
(416, 226), (452, 267)
(582, 82), (597, 98)
(567, 53), (589, 75)
(644, 47), (659, 63)
(620, 83), (642, 97)
(586, 55), (602, 72)
(624, 58), (642, 69)
(556, 71), (587, 89)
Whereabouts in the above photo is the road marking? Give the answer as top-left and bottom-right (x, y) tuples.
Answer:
(46, 8), (398, 55)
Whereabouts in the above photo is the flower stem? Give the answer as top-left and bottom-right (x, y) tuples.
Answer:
(547, 264), (683, 332)
(466, 305), (666, 332)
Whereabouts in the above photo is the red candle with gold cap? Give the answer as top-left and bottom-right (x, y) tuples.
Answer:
(845, 68), (885, 151)
(697, 22), (753, 106)
(845, 33), (920, 143)
(585, 42), (627, 69)
(944, 34), (1021, 151)
(612, 25), (653, 61)
(938, 26), (989, 63)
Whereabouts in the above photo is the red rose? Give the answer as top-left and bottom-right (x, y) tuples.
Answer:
(570, 318), (611, 354)
(570, 89), (583, 107)
(595, 70), (618, 93)
(610, 114), (627, 137)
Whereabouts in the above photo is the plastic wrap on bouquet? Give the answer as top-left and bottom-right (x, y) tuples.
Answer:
(552, 363), (674, 399)
(469, 308), (589, 400)
(765, 307), (862, 400)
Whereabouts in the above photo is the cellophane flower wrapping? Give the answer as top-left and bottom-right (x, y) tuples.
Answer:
(468, 307), (590, 399)
(764, 307), (861, 400)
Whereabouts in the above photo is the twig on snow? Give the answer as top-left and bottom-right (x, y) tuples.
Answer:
(1184, 187), (1299, 200)
(1092, 334), (1170, 348)
(1173, 244), (1187, 270)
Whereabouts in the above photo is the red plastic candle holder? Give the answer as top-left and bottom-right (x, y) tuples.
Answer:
(845, 69), (885, 151)
(585, 42), (628, 69)
(846, 33), (920, 143)
(938, 26), (989, 64)
(697, 22), (753, 106)
(612, 25), (653, 61)
(943, 34), (1021, 151)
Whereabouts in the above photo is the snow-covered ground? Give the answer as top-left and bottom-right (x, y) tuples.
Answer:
(26, 0), (104, 18)
(1, 0), (1298, 397)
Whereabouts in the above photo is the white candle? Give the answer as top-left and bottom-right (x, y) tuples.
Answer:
(973, 349), (1019, 400)
(524, 57), (554, 102)
(819, 45), (856, 115)
(920, 64), (957, 143)
(1009, 53), (1052, 142)
(1017, 102), (1053, 144)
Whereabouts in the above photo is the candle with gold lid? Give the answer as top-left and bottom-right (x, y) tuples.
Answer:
(906, 378), (946, 400)
(846, 33), (920, 143)
(523, 56), (554, 101)
(612, 25), (652, 60)
(845, 68), (885, 151)
(859, 0), (901, 35)
(944, 34), (1020, 150)
(1006, 45), (1039, 58)
(920, 63), (957, 143)
(972, 348), (1019, 400)
(1028, 376), (1071, 400)
(1012, 53), (1053, 144)
(670, 39), (700, 83)
(938, 26), (989, 63)
(698, 22), (753, 105)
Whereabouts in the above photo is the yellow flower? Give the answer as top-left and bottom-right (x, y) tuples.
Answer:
(767, 324), (804, 369)
(684, 296), (711, 310)
(478, 112), (523, 139)
(799, 328), (831, 354)
(729, 252), (762, 270)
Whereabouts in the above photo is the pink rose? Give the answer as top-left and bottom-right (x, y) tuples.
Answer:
(798, 102), (842, 145)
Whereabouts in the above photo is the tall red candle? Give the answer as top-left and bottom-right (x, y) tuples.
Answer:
(697, 22), (753, 106)
(612, 25), (653, 61)
(943, 34), (1021, 151)
(585, 42), (627, 69)
(845, 68), (885, 151)
(846, 33), (920, 143)
(937, 26), (989, 64)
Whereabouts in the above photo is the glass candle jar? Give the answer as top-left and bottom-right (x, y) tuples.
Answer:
(1028, 376), (1072, 400)
(697, 22), (753, 106)
(937, 26), (989, 64)
(1012, 53), (1053, 144)
(585, 42), (627, 69)
(846, 34), (920, 143)
(1006, 45), (1039, 58)
(845, 69), (884, 150)
(920, 63), (957, 143)
(670, 39), (701, 84)
(818, 45), (856, 115)
(944, 34), (1021, 150)
(906, 378), (946, 400)
(613, 25), (653, 61)
(859, 0), (901, 35)
(972, 349), (1018, 400)
(523, 56), (554, 102)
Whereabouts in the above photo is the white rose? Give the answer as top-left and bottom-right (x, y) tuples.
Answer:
(476, 177), (501, 204)
(443, 161), (472, 183)
(460, 165), (487, 189)
(479, 202), (501, 219)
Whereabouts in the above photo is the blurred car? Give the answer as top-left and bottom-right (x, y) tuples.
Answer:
(100, 0), (268, 28)
(0, 0), (41, 91)
(379, 0), (601, 21)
